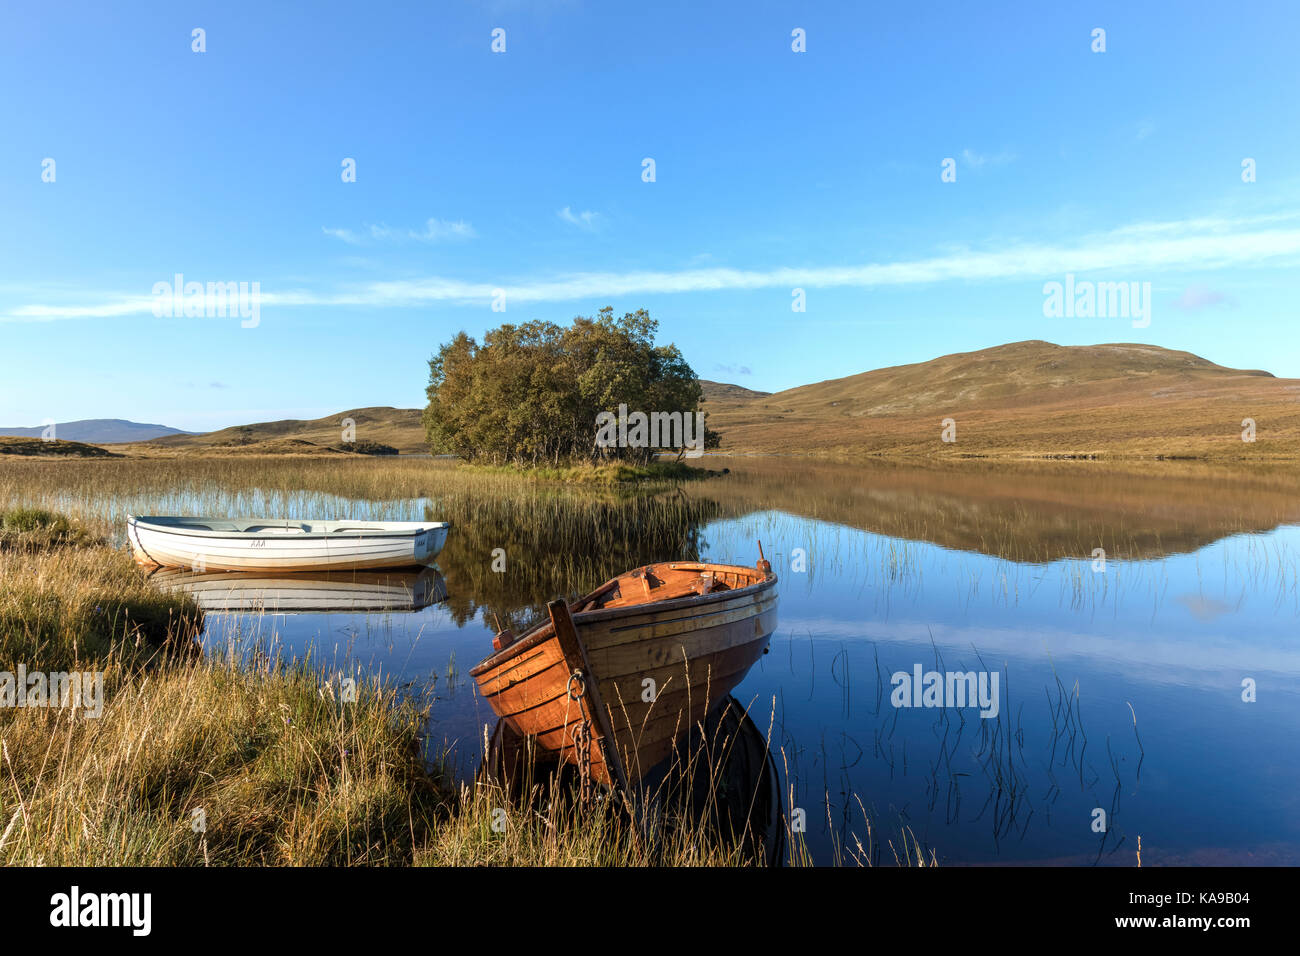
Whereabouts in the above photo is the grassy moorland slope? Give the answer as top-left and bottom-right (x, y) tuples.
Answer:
(704, 341), (1300, 460)
(124, 390), (742, 458)
(127, 407), (425, 455)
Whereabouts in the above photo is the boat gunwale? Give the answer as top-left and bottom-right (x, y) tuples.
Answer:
(128, 514), (451, 540)
(468, 562), (778, 678)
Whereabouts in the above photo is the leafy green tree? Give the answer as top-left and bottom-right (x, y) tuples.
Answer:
(423, 308), (718, 464)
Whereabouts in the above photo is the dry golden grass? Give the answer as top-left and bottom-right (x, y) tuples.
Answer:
(416, 779), (761, 866)
(0, 539), (201, 672)
(0, 653), (449, 866)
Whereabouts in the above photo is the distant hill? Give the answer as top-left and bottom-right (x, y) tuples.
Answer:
(762, 340), (1271, 415)
(704, 340), (1300, 459)
(0, 419), (195, 444)
(143, 406), (426, 455)
(699, 380), (772, 402)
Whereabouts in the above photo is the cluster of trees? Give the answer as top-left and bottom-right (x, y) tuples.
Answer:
(340, 440), (398, 456)
(423, 308), (717, 465)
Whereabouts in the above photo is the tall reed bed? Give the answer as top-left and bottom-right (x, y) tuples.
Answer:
(0, 515), (201, 673)
(5, 453), (1299, 567)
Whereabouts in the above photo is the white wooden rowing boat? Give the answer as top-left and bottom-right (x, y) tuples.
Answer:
(128, 515), (450, 572)
(147, 566), (448, 612)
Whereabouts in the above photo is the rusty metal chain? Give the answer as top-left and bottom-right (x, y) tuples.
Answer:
(565, 669), (593, 802)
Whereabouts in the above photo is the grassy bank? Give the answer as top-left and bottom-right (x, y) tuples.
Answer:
(0, 510), (786, 866)
(0, 511), (200, 671)
(454, 458), (719, 486)
(0, 652), (449, 865)
(1, 507), (97, 553)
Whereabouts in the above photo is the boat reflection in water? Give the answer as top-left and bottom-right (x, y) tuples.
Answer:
(484, 696), (785, 866)
(147, 565), (448, 614)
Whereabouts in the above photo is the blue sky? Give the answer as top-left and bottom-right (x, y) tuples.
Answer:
(2, 0), (1298, 431)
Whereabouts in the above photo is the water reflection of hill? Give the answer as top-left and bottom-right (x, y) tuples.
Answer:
(696, 459), (1300, 563)
(429, 460), (1300, 626)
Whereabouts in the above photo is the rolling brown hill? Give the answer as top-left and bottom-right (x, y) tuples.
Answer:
(699, 380), (772, 402)
(131, 388), (766, 458)
(703, 341), (1300, 460)
(136, 407), (427, 455)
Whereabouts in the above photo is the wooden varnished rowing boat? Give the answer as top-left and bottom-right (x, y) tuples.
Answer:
(469, 554), (779, 789)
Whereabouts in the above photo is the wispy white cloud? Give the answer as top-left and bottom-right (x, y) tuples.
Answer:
(408, 218), (476, 241)
(557, 206), (600, 229)
(322, 226), (362, 244)
(1173, 284), (1233, 311)
(9, 212), (1300, 321)
(9, 295), (159, 320)
(323, 218), (476, 244)
(961, 148), (1016, 168)
(713, 363), (752, 376)
(1175, 593), (1233, 621)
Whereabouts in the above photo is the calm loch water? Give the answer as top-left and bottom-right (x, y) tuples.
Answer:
(144, 460), (1300, 865)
